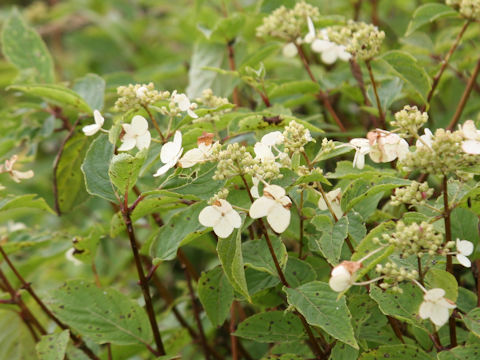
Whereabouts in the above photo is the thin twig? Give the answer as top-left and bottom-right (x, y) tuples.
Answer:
(143, 105), (165, 142)
(230, 302), (238, 360)
(353, 0), (363, 20)
(298, 190), (305, 258)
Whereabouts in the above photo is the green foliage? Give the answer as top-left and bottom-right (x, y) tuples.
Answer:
(108, 150), (146, 194)
(36, 330), (70, 360)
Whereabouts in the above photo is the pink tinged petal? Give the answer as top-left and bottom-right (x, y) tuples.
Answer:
(264, 184), (285, 200)
(93, 110), (104, 127)
(225, 209), (242, 229)
(249, 197), (276, 219)
(199, 206), (222, 228)
(282, 43), (298, 58)
(430, 305), (450, 327)
(82, 124), (101, 136)
(419, 301), (433, 320)
(136, 132), (151, 150)
(267, 203), (290, 233)
(131, 115), (149, 135)
(153, 163), (174, 177)
(424, 288), (446, 301)
(457, 254), (471, 268)
(462, 140), (480, 154)
(118, 137), (137, 151)
(213, 219), (235, 238)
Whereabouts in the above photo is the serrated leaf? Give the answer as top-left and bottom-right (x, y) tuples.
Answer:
(0, 194), (54, 214)
(284, 257), (316, 288)
(284, 281), (358, 348)
(81, 134), (117, 202)
(235, 311), (306, 343)
(406, 4), (458, 36)
(268, 81), (320, 99)
(108, 150), (146, 194)
(328, 342), (359, 360)
(9, 84), (92, 113)
(462, 308), (480, 338)
(46, 280), (152, 346)
(198, 266), (234, 327)
(438, 344), (480, 360)
(73, 74), (106, 111)
(36, 330), (69, 360)
(1, 9), (54, 83)
(359, 344), (433, 360)
(243, 237), (288, 276)
(0, 310), (37, 360)
(309, 216), (348, 265)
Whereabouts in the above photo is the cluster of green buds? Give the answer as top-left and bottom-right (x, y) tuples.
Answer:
(208, 188), (229, 205)
(376, 262), (419, 292)
(390, 181), (434, 206)
(391, 106), (429, 137)
(328, 21), (385, 61)
(249, 158), (282, 181)
(114, 83), (170, 112)
(256, 1), (320, 41)
(193, 89), (231, 124)
(376, 221), (447, 258)
(212, 143), (256, 180)
(282, 120), (314, 153)
(447, 0), (480, 20)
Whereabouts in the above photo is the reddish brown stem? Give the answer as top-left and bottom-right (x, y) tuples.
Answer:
(366, 60), (384, 128)
(143, 105), (165, 142)
(227, 42), (241, 107)
(230, 302), (238, 360)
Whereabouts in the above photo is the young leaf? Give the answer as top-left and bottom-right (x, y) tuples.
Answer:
(81, 134), (117, 202)
(73, 74), (106, 111)
(198, 266), (234, 327)
(405, 4), (458, 36)
(235, 311), (306, 343)
(0, 310), (37, 359)
(359, 344), (433, 360)
(1, 9), (54, 83)
(243, 237), (288, 276)
(437, 344), (480, 360)
(36, 330), (70, 360)
(284, 281), (358, 349)
(46, 280), (153, 346)
(309, 215), (348, 265)
(0, 194), (54, 215)
(108, 150), (146, 194)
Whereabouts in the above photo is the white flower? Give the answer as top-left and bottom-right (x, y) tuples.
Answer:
(416, 128), (433, 148)
(418, 288), (456, 327)
(179, 133), (215, 168)
(368, 130), (409, 163)
(261, 131), (284, 146)
(456, 238), (474, 267)
(282, 42), (298, 58)
(254, 131), (286, 162)
(172, 91), (198, 118)
(254, 142), (275, 161)
(136, 86), (148, 99)
(249, 184), (292, 233)
(348, 138), (371, 169)
(329, 261), (361, 292)
(65, 248), (82, 266)
(304, 16), (316, 44)
(460, 120), (480, 155)
(311, 39), (351, 64)
(118, 115), (152, 151)
(0, 155), (34, 183)
(154, 131), (183, 177)
(82, 110), (105, 136)
(198, 199), (242, 238)
(318, 188), (343, 219)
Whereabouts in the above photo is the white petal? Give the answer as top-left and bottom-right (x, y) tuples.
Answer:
(225, 209), (242, 229)
(251, 185), (259, 199)
(306, 16), (316, 43)
(338, 47), (352, 61)
(198, 206), (222, 227)
(153, 162), (174, 177)
(173, 131), (183, 148)
(118, 137), (137, 151)
(282, 42), (298, 58)
(266, 203), (290, 233)
(136, 86), (148, 99)
(261, 131), (284, 146)
(395, 139), (410, 160)
(131, 115), (149, 135)
(249, 197), (276, 219)
(174, 93), (191, 111)
(430, 306), (450, 327)
(353, 151), (365, 169)
(457, 254), (471, 268)
(419, 301), (433, 320)
(457, 239), (474, 256)
(160, 142), (180, 163)
(311, 39), (332, 53)
(187, 108), (198, 119)
(136, 131), (151, 150)
(213, 218), (235, 238)
(321, 49), (338, 65)
(461, 120), (479, 140)
(350, 138), (370, 148)
(329, 272), (352, 292)
(254, 142), (275, 161)
(82, 124), (100, 136)
(438, 298), (457, 310)
(424, 288), (445, 301)
(264, 184), (285, 200)
(12, 170), (34, 180)
(462, 140), (480, 155)
(93, 110), (104, 126)
(179, 148), (204, 168)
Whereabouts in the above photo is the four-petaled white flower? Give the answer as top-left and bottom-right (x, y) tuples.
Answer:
(179, 132), (215, 168)
(318, 188), (343, 219)
(172, 91), (198, 118)
(367, 130), (409, 163)
(154, 131), (183, 177)
(249, 184), (292, 233)
(311, 39), (351, 65)
(456, 238), (474, 268)
(118, 115), (152, 151)
(82, 110), (105, 136)
(460, 120), (480, 154)
(416, 128), (433, 148)
(282, 42), (298, 58)
(419, 288), (456, 327)
(0, 155), (34, 183)
(348, 138), (371, 169)
(199, 199), (242, 238)
(329, 261), (361, 292)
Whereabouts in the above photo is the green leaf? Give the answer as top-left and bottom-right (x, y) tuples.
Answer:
(406, 4), (458, 36)
(81, 134), (117, 202)
(46, 280), (152, 346)
(54, 131), (92, 213)
(217, 227), (251, 301)
(0, 194), (54, 214)
(309, 216), (348, 265)
(268, 81), (320, 99)
(284, 281), (358, 348)
(438, 344), (480, 360)
(378, 50), (431, 103)
(1, 9), (54, 83)
(359, 344), (433, 360)
(462, 308), (480, 338)
(243, 237), (288, 276)
(108, 150), (146, 194)
(149, 202), (205, 261)
(425, 268), (458, 302)
(450, 208), (479, 249)
(209, 13), (246, 42)
(8, 84), (92, 113)
(36, 330), (70, 360)
(239, 42), (281, 69)
(0, 310), (37, 359)
(198, 266), (234, 327)
(261, 355), (303, 360)
(73, 74), (106, 111)
(235, 311), (306, 343)
(284, 257), (316, 288)
(329, 342), (359, 360)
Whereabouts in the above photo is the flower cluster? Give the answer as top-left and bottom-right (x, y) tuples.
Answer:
(391, 105), (429, 137)
(447, 0), (480, 20)
(213, 143), (256, 180)
(282, 120), (314, 153)
(375, 262), (418, 292)
(160, 91), (198, 119)
(390, 181), (433, 207)
(114, 83), (170, 111)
